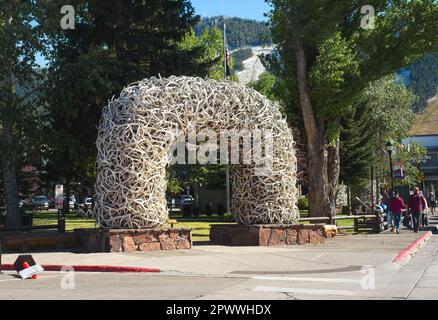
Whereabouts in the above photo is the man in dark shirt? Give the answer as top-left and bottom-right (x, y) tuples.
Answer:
(408, 187), (427, 233)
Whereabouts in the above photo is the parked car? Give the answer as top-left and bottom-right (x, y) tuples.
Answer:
(32, 195), (49, 210)
(180, 195), (195, 206)
(19, 196), (32, 208)
(54, 195), (76, 210)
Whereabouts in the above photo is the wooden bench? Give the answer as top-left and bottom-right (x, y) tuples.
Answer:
(166, 219), (178, 228)
(299, 214), (383, 233)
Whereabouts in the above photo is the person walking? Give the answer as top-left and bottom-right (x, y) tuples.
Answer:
(408, 187), (428, 233)
(381, 189), (393, 232)
(389, 190), (406, 234)
(428, 192), (437, 215)
(421, 191), (429, 229)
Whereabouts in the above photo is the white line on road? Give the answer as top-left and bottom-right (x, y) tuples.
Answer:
(253, 286), (356, 296)
(311, 252), (325, 261)
(252, 276), (360, 283)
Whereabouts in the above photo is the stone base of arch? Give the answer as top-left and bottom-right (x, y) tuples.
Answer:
(210, 224), (326, 247)
(75, 228), (192, 253)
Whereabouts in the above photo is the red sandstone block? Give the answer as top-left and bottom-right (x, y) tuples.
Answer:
(122, 236), (137, 252)
(109, 235), (122, 252)
(268, 229), (286, 246)
(176, 239), (191, 250)
(160, 237), (176, 250)
(259, 228), (271, 246)
(286, 229), (298, 245)
(139, 242), (161, 251)
(298, 227), (310, 245)
(133, 234), (155, 245)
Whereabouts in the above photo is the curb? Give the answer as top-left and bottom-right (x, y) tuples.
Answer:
(0, 264), (160, 273)
(392, 231), (433, 264)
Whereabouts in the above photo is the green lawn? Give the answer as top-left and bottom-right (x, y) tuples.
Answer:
(32, 210), (97, 230)
(31, 210), (361, 242)
(31, 210), (235, 242)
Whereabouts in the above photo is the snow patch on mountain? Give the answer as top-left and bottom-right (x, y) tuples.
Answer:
(236, 46), (274, 85)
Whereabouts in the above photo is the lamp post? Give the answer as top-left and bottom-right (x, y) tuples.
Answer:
(386, 142), (394, 195)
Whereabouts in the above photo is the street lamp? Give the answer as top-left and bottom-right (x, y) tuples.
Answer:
(386, 141), (394, 194)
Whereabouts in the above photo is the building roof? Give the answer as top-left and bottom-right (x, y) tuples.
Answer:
(410, 92), (438, 136)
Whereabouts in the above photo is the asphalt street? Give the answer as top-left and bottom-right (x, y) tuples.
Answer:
(1, 217), (437, 300)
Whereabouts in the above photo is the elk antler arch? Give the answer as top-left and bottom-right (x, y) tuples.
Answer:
(95, 76), (299, 229)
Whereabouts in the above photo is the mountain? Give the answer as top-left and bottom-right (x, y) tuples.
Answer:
(195, 16), (272, 50)
(410, 90), (438, 136)
(399, 52), (438, 113)
(235, 46), (274, 85)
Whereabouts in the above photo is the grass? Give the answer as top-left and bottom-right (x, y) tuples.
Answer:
(31, 210), (234, 242)
(31, 209), (364, 242)
(32, 210), (97, 230)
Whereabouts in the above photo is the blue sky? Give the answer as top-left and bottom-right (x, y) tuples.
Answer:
(190, 0), (270, 21)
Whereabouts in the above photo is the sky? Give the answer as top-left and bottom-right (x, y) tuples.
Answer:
(190, 0), (270, 21)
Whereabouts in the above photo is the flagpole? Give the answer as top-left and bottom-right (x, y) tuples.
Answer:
(224, 23), (227, 80)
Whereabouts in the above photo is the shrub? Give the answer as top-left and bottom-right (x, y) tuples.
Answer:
(297, 196), (309, 210)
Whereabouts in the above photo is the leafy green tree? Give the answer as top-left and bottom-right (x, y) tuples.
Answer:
(340, 76), (415, 189)
(248, 72), (277, 101)
(267, 0), (437, 217)
(178, 27), (225, 80)
(395, 142), (429, 188)
(0, 0), (46, 227)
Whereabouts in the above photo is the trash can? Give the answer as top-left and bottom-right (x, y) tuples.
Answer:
(20, 209), (33, 227)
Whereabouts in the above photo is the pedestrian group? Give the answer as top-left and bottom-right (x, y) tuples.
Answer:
(380, 187), (435, 234)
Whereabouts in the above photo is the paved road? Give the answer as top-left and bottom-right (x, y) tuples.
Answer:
(1, 217), (437, 300)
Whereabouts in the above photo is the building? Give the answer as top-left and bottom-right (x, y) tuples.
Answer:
(404, 91), (438, 194)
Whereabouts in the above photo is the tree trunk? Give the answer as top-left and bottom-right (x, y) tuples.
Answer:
(2, 122), (21, 228)
(295, 39), (331, 218)
(1, 0), (20, 228)
(327, 137), (340, 219)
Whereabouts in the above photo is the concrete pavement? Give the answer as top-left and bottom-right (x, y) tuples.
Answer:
(1, 216), (437, 300)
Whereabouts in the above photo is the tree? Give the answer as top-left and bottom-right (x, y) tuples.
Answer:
(398, 142), (429, 188)
(178, 27), (224, 80)
(0, 0), (45, 227)
(248, 72), (277, 101)
(340, 76), (415, 189)
(267, 0), (437, 217)
(41, 0), (207, 211)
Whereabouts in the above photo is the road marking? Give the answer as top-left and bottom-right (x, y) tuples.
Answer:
(311, 252), (325, 261)
(252, 276), (360, 283)
(253, 286), (356, 296)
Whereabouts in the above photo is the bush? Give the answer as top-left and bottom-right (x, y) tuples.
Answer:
(297, 196), (309, 210)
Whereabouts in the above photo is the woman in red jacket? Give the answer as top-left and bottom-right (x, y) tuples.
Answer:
(390, 190), (406, 234)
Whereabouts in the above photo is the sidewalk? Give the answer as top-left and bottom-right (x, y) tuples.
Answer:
(2, 227), (433, 277)
(1, 220), (436, 300)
